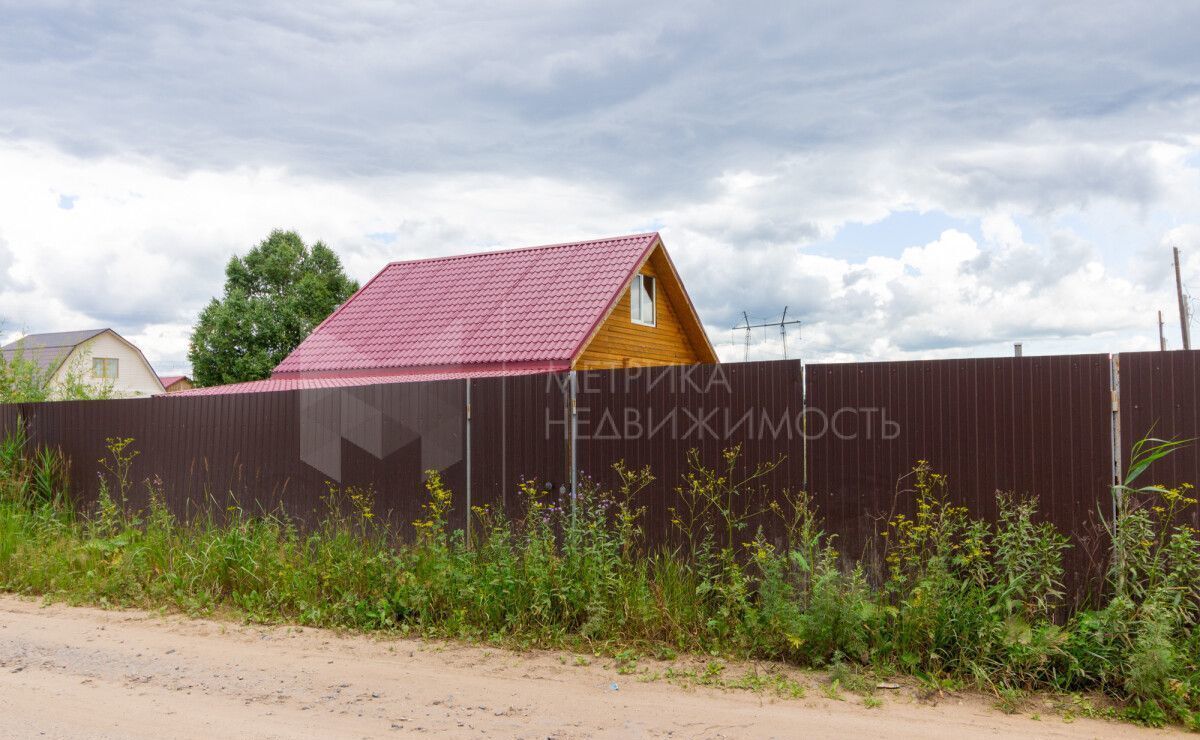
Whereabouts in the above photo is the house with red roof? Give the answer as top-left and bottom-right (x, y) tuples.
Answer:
(158, 375), (194, 393)
(180, 233), (717, 395)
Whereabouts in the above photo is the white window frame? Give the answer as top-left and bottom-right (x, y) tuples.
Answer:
(630, 273), (656, 327)
(93, 357), (119, 379)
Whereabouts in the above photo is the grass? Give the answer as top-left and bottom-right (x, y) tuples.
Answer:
(655, 660), (808, 698)
(0, 431), (1198, 730)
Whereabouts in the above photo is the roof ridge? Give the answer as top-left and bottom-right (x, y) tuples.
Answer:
(272, 232), (669, 375)
(2, 328), (109, 350)
(16, 328), (108, 335)
(383, 232), (659, 268)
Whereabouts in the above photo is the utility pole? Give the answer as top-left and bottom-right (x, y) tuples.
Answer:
(1159, 310), (1167, 351)
(1174, 246), (1191, 350)
(733, 310), (803, 361)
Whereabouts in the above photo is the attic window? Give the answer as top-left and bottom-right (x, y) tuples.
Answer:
(631, 274), (656, 326)
(93, 357), (118, 379)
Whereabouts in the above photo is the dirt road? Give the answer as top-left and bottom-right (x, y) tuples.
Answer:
(0, 595), (1187, 739)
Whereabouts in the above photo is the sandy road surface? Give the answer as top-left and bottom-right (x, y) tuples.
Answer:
(0, 595), (1188, 739)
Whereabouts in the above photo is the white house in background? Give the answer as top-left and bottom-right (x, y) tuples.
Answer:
(0, 329), (165, 398)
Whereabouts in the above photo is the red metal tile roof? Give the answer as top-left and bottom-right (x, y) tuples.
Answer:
(158, 375), (187, 387)
(272, 233), (660, 377)
(170, 366), (552, 396)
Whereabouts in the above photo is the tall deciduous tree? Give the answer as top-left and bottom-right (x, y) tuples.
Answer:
(189, 230), (359, 387)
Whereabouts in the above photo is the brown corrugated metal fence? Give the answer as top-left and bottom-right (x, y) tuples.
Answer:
(468, 372), (570, 524)
(805, 355), (1115, 587)
(1118, 351), (1200, 533)
(0, 382), (467, 537)
(3, 352), (1199, 581)
(574, 362), (805, 547)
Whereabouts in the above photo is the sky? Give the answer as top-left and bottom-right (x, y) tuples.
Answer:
(1, 2), (1199, 375)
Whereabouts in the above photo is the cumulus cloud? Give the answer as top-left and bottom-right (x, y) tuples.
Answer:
(0, 2), (1198, 373)
(705, 222), (1154, 362)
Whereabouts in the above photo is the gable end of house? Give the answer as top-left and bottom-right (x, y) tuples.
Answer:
(571, 238), (718, 370)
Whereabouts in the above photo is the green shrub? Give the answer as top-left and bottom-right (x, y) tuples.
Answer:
(0, 434), (1197, 728)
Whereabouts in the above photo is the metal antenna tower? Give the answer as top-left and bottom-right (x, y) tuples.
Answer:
(740, 311), (750, 362)
(780, 306), (789, 358)
(733, 309), (803, 361)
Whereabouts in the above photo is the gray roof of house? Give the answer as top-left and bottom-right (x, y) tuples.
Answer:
(1, 329), (109, 375)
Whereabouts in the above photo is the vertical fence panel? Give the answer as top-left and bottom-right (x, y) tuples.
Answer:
(805, 354), (1113, 583)
(573, 361), (805, 549)
(470, 373), (569, 523)
(1119, 350), (1200, 532)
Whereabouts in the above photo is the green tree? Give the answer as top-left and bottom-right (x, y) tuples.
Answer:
(188, 230), (359, 387)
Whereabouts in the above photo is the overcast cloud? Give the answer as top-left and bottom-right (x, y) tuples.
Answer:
(1, 1), (1199, 373)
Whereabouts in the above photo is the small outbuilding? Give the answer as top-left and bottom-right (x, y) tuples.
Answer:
(158, 375), (194, 393)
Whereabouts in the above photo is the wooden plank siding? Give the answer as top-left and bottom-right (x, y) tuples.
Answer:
(573, 245), (712, 370)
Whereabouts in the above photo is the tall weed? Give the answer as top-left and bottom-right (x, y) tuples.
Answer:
(0, 435), (1196, 728)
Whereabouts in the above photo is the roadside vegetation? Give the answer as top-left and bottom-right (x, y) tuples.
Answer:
(0, 429), (1196, 729)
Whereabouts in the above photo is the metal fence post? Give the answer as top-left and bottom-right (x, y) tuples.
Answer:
(569, 370), (578, 517)
(465, 378), (472, 546)
(1109, 354), (1122, 525)
(800, 359), (807, 491)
